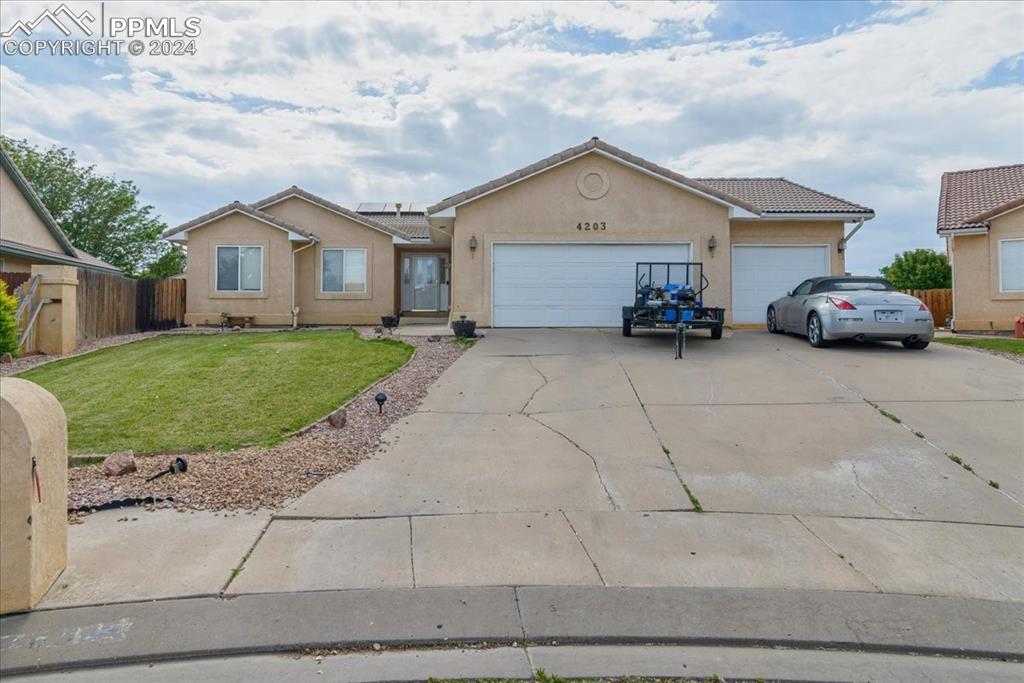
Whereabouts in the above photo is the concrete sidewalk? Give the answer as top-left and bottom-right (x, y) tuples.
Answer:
(3, 586), (1023, 676)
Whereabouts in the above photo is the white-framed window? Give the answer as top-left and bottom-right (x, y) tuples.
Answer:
(999, 238), (1024, 293)
(321, 248), (367, 293)
(216, 245), (262, 292)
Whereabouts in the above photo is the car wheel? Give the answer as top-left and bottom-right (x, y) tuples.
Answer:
(766, 307), (783, 334)
(807, 312), (829, 348)
(902, 339), (929, 350)
(622, 318), (632, 337)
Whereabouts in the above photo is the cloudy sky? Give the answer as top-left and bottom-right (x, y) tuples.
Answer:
(1, 0), (1021, 273)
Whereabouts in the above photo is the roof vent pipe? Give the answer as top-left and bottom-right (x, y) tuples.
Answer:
(395, 202), (402, 216)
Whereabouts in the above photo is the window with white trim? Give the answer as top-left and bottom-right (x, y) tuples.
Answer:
(999, 239), (1024, 292)
(216, 246), (262, 292)
(321, 248), (367, 293)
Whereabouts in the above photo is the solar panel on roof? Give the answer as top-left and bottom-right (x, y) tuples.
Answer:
(357, 203), (387, 213)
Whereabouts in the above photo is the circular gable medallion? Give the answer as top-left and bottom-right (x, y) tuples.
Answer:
(577, 166), (610, 200)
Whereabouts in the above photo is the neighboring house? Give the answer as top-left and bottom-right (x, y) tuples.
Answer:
(0, 148), (121, 275)
(936, 164), (1024, 332)
(167, 138), (873, 327)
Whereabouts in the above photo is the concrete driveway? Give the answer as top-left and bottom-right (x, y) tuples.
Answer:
(257, 329), (1024, 601)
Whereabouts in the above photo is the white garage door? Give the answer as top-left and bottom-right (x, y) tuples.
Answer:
(732, 245), (830, 324)
(492, 243), (691, 327)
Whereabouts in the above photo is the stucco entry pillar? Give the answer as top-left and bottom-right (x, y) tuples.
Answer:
(31, 265), (78, 355)
(0, 377), (68, 614)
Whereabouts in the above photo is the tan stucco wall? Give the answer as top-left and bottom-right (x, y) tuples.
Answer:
(182, 200), (400, 326)
(448, 153), (732, 326)
(1, 255), (35, 272)
(949, 207), (1024, 331)
(0, 167), (65, 254)
(182, 212), (294, 326)
(729, 220), (846, 275)
(261, 197), (396, 325)
(446, 153), (849, 326)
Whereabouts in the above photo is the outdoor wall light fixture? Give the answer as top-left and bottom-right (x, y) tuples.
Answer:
(708, 235), (718, 253)
(375, 392), (387, 414)
(468, 235), (478, 252)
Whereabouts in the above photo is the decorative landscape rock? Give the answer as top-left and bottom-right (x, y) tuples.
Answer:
(0, 353), (13, 364)
(328, 407), (347, 429)
(102, 451), (137, 477)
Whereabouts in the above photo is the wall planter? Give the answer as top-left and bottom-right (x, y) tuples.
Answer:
(452, 315), (477, 338)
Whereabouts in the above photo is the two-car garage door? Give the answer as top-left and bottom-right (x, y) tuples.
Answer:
(731, 245), (830, 323)
(491, 242), (829, 327)
(492, 243), (690, 327)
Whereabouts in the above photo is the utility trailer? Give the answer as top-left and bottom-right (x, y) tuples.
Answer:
(621, 262), (725, 358)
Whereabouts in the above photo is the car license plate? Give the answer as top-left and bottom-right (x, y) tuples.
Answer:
(875, 310), (903, 323)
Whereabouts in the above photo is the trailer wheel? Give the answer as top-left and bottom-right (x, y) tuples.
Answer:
(710, 324), (723, 340)
(622, 319), (632, 337)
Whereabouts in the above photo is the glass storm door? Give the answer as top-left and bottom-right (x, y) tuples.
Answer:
(412, 255), (440, 310)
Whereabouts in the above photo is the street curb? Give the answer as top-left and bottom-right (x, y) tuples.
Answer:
(2, 586), (1022, 675)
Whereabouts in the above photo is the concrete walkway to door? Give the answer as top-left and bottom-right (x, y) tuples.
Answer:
(233, 328), (1024, 600)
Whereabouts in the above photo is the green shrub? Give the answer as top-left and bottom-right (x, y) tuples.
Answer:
(0, 281), (18, 358)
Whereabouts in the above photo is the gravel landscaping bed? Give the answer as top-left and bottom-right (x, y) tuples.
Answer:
(68, 332), (467, 514)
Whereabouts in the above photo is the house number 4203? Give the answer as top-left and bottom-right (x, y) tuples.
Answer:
(576, 222), (607, 231)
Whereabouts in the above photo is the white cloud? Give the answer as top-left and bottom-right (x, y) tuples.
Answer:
(0, 0), (1021, 271)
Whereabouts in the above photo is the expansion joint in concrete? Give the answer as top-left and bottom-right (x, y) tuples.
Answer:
(220, 516), (273, 594)
(408, 516), (417, 589)
(560, 510), (607, 586)
(608, 343), (698, 508)
(791, 514), (883, 593)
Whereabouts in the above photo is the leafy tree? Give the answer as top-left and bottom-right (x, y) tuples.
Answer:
(1, 137), (182, 278)
(140, 245), (186, 279)
(0, 281), (19, 357)
(880, 248), (951, 290)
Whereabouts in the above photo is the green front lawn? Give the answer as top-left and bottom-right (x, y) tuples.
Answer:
(935, 336), (1024, 355)
(18, 330), (412, 454)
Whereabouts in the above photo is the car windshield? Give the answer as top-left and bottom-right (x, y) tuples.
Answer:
(830, 281), (892, 291)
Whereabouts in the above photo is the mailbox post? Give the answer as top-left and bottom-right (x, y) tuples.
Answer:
(0, 377), (68, 614)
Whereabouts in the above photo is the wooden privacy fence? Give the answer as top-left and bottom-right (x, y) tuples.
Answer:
(136, 278), (187, 331)
(12, 275), (43, 354)
(901, 288), (953, 327)
(76, 269), (186, 342)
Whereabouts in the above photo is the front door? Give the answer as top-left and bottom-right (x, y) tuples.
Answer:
(412, 255), (440, 310)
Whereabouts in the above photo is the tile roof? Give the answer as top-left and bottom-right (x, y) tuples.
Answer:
(693, 178), (873, 215)
(357, 212), (431, 240)
(162, 201), (318, 240)
(426, 137), (873, 217)
(936, 164), (1024, 233)
(251, 187), (409, 239)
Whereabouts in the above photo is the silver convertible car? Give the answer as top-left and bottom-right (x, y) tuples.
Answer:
(766, 276), (934, 349)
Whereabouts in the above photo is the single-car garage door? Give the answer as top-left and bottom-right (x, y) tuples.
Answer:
(493, 243), (691, 327)
(732, 245), (830, 324)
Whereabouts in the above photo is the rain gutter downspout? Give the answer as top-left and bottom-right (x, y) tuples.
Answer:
(291, 239), (317, 328)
